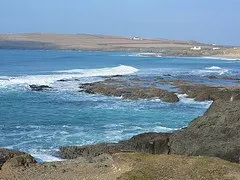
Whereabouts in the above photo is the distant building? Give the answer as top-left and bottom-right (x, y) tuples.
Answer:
(213, 47), (220, 50)
(131, 36), (143, 41)
(191, 46), (201, 51)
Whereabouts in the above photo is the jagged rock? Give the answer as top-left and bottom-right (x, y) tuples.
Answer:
(176, 83), (240, 101)
(119, 132), (172, 154)
(59, 143), (121, 160)
(4, 154), (36, 167)
(0, 148), (36, 169)
(170, 100), (240, 163)
(59, 132), (172, 159)
(80, 80), (179, 103)
(29, 85), (52, 91)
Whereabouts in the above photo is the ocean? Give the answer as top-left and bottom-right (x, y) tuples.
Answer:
(0, 50), (239, 162)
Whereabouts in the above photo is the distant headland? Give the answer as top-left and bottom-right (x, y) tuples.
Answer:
(0, 33), (240, 59)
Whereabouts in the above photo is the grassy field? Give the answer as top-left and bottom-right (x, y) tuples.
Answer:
(118, 153), (240, 180)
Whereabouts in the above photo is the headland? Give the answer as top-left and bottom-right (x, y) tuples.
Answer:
(0, 33), (240, 59)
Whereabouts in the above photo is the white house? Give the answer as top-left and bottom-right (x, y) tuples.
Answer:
(191, 46), (201, 51)
(131, 36), (143, 41)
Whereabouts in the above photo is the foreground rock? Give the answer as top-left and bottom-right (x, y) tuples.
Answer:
(170, 99), (240, 163)
(2, 153), (239, 180)
(0, 148), (36, 169)
(169, 83), (240, 163)
(60, 132), (172, 159)
(79, 80), (179, 103)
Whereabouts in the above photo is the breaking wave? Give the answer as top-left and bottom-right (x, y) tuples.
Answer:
(177, 94), (212, 108)
(192, 66), (229, 75)
(205, 66), (222, 70)
(0, 65), (138, 88)
(202, 57), (240, 61)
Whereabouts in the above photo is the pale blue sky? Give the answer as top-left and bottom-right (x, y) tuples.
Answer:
(1, 0), (240, 45)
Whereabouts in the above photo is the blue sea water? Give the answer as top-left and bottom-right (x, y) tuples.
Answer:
(0, 50), (240, 162)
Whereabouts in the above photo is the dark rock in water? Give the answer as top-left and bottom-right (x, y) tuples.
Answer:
(80, 80), (179, 103)
(205, 75), (240, 81)
(163, 74), (172, 77)
(59, 132), (172, 159)
(170, 100), (240, 163)
(100, 75), (123, 79)
(0, 148), (36, 169)
(57, 79), (70, 82)
(57, 79), (80, 82)
(109, 75), (123, 78)
(206, 75), (217, 79)
(29, 85), (52, 91)
(176, 83), (240, 102)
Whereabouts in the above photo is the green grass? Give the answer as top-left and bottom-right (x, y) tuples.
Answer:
(117, 153), (240, 180)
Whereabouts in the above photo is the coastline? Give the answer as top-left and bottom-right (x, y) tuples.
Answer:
(0, 37), (240, 179)
(1, 77), (240, 179)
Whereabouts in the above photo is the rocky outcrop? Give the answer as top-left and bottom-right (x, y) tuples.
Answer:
(205, 75), (240, 81)
(170, 100), (240, 163)
(60, 132), (172, 159)
(60, 143), (121, 160)
(0, 148), (36, 169)
(29, 85), (52, 91)
(119, 132), (172, 154)
(79, 80), (179, 103)
(176, 83), (240, 101)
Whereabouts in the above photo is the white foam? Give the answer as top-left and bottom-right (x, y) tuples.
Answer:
(202, 56), (240, 61)
(177, 94), (212, 108)
(32, 153), (64, 163)
(135, 53), (162, 57)
(205, 66), (222, 70)
(118, 53), (162, 58)
(54, 65), (138, 74)
(194, 66), (229, 75)
(152, 126), (179, 132)
(0, 65), (138, 88)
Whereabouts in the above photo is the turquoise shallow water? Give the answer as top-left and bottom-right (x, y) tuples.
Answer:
(0, 50), (239, 162)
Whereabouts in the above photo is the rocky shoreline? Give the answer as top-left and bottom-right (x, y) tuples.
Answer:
(1, 77), (240, 179)
(59, 89), (240, 163)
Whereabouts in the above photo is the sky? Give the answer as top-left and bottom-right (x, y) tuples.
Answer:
(1, 0), (240, 45)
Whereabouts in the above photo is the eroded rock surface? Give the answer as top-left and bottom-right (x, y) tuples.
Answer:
(0, 148), (36, 169)
(60, 132), (172, 159)
(176, 83), (240, 101)
(79, 80), (179, 103)
(170, 100), (240, 163)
